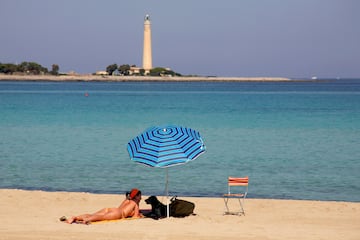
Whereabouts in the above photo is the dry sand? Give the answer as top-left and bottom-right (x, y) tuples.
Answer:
(0, 189), (359, 240)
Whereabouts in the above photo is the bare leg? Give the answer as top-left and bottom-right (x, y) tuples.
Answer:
(66, 207), (118, 224)
(66, 214), (91, 224)
(83, 209), (123, 224)
(82, 201), (138, 224)
(66, 216), (77, 224)
(92, 207), (117, 215)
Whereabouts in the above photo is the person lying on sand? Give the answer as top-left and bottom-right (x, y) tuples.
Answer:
(60, 188), (142, 224)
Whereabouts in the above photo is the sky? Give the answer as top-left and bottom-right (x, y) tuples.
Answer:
(1, 0), (359, 78)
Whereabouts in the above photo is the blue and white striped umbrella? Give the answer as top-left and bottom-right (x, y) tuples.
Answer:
(127, 125), (206, 168)
(127, 125), (206, 217)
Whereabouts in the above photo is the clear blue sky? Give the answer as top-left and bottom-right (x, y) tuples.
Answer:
(1, 0), (359, 78)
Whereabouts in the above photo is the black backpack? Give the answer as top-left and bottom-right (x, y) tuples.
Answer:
(169, 196), (195, 217)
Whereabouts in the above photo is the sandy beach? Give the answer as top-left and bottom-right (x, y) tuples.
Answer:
(0, 189), (359, 240)
(0, 74), (291, 82)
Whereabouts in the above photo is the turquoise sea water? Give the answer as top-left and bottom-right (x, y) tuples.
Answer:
(0, 80), (359, 202)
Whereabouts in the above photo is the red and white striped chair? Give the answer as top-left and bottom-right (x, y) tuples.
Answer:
(223, 176), (249, 215)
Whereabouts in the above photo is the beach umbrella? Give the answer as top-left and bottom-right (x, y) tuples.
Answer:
(127, 125), (206, 217)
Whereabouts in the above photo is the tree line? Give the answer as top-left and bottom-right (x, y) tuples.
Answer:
(0, 61), (181, 77)
(106, 63), (181, 77)
(0, 62), (59, 75)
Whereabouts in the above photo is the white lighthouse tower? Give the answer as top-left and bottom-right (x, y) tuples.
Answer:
(142, 14), (152, 74)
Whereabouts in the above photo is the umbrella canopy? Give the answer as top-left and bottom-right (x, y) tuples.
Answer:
(127, 125), (205, 168)
(127, 125), (206, 217)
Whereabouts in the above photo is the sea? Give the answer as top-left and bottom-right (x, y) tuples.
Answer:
(0, 79), (359, 202)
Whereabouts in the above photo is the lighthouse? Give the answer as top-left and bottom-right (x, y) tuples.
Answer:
(142, 14), (152, 74)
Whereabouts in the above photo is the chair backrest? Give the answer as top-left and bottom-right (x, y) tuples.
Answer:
(228, 176), (249, 194)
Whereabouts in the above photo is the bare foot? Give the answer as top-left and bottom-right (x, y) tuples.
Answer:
(66, 217), (76, 224)
(82, 217), (91, 225)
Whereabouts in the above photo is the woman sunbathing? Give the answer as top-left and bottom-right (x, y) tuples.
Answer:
(61, 188), (142, 224)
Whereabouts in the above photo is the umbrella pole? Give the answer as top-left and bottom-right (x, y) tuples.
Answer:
(166, 168), (169, 218)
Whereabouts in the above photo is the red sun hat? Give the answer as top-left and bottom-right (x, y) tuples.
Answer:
(129, 188), (139, 199)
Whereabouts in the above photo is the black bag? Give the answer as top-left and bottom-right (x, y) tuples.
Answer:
(169, 196), (195, 217)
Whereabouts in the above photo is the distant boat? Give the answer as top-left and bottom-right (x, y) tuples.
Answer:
(311, 76), (318, 80)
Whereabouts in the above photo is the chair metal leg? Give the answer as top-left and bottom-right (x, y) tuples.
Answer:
(238, 198), (245, 216)
(223, 197), (245, 216)
(223, 197), (230, 215)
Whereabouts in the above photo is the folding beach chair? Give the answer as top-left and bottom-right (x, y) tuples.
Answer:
(223, 176), (249, 215)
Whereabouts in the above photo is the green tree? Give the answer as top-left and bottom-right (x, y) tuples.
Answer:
(106, 63), (118, 75)
(50, 64), (59, 75)
(118, 64), (130, 75)
(0, 63), (18, 74)
(164, 69), (181, 76)
(139, 69), (145, 76)
(149, 67), (163, 76)
(18, 61), (48, 74)
(149, 67), (181, 77)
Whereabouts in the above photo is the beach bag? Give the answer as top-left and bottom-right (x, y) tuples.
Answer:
(169, 196), (195, 217)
